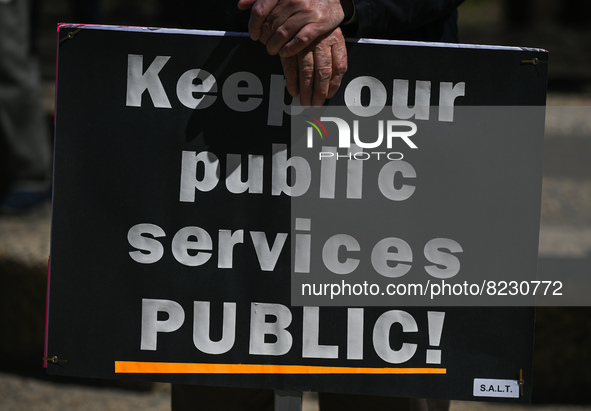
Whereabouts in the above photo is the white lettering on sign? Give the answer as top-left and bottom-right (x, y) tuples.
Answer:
(193, 301), (236, 355)
(343, 76), (464, 121)
(140, 299), (184, 350)
(127, 222), (462, 278)
(126, 55), (172, 108)
(139, 300), (446, 366)
(178, 146), (417, 202)
(249, 303), (293, 356)
(125, 55), (465, 125)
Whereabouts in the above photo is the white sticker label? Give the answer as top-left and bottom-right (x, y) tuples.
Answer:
(473, 378), (520, 398)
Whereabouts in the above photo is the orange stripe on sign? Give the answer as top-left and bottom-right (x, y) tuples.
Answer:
(115, 361), (446, 375)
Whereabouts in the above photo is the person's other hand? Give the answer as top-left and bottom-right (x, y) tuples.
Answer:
(237, 0), (348, 57)
(280, 27), (347, 107)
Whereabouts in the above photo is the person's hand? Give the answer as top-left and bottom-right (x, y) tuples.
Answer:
(237, 0), (348, 57)
(280, 27), (347, 107)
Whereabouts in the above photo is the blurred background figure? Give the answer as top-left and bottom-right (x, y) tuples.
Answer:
(0, 0), (52, 214)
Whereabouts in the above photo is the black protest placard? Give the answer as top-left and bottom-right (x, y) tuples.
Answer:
(46, 25), (547, 402)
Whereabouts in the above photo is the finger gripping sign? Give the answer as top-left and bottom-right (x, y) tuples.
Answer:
(46, 24), (547, 402)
